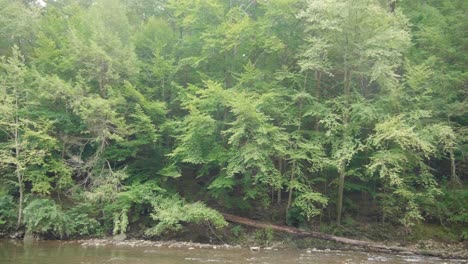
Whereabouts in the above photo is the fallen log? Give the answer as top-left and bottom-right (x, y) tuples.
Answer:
(222, 213), (449, 258)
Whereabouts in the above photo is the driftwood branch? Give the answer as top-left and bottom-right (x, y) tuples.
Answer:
(222, 213), (449, 258)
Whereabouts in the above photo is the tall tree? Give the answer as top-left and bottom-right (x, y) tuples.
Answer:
(298, 0), (410, 224)
(0, 47), (63, 228)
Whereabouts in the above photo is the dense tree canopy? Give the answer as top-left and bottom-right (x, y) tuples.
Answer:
(0, 0), (466, 240)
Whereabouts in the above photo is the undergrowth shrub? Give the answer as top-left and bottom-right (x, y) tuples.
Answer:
(23, 198), (72, 239)
(435, 187), (468, 240)
(145, 195), (227, 236)
(0, 194), (16, 231)
(67, 204), (101, 237)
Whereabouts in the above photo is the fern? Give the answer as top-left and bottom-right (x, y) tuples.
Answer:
(23, 199), (73, 239)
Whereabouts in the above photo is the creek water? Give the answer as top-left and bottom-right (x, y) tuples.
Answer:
(0, 239), (465, 264)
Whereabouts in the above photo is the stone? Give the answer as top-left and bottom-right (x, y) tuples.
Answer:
(250, 246), (260, 252)
(113, 234), (127, 241)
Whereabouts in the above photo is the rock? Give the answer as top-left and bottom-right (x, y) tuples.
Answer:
(10, 231), (24, 239)
(113, 234), (127, 241)
(250, 246), (261, 252)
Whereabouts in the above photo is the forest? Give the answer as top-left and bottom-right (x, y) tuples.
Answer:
(0, 0), (466, 245)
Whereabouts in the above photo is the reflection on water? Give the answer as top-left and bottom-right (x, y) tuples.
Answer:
(0, 239), (465, 264)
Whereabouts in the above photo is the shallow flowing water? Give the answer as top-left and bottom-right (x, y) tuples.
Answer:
(0, 239), (465, 264)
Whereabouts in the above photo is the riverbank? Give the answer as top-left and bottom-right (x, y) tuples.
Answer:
(2, 217), (467, 260)
(3, 232), (466, 260)
(74, 238), (467, 260)
(74, 237), (467, 259)
(3, 239), (462, 264)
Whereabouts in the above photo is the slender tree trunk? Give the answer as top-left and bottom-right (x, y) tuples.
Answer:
(15, 137), (24, 230)
(271, 186), (274, 204)
(99, 76), (104, 97)
(277, 188), (282, 205)
(286, 72), (309, 217)
(286, 72), (307, 217)
(277, 159), (283, 205)
(389, 0), (397, 13)
(314, 70), (321, 131)
(161, 79), (165, 102)
(224, 52), (229, 88)
(14, 97), (23, 230)
(98, 61), (107, 98)
(449, 149), (461, 186)
(286, 161), (295, 217)
(337, 42), (351, 224)
(337, 161), (345, 225)
(447, 116), (461, 186)
(381, 188), (386, 224)
(286, 185), (293, 212)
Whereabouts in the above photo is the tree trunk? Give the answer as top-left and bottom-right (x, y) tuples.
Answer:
(286, 162), (295, 217)
(222, 213), (450, 258)
(314, 70), (321, 131)
(15, 157), (23, 229)
(449, 149), (461, 186)
(446, 116), (460, 187)
(338, 46), (351, 225)
(286, 154), (299, 217)
(277, 188), (282, 205)
(277, 159), (283, 205)
(14, 103), (23, 230)
(337, 161), (345, 225)
(389, 0), (396, 13)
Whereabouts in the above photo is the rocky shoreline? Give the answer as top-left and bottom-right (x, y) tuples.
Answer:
(68, 238), (466, 259)
(2, 231), (466, 260)
(74, 238), (243, 250)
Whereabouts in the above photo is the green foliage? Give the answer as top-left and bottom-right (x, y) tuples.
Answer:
(0, 0), (465, 243)
(293, 188), (328, 220)
(0, 0), (38, 55)
(23, 199), (73, 239)
(286, 206), (307, 227)
(435, 187), (468, 240)
(113, 209), (129, 235)
(67, 204), (101, 237)
(23, 198), (101, 238)
(408, 224), (459, 243)
(0, 194), (16, 230)
(145, 195), (227, 236)
(89, 176), (163, 235)
(230, 225), (244, 237)
(106, 181), (164, 236)
(254, 227), (275, 246)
